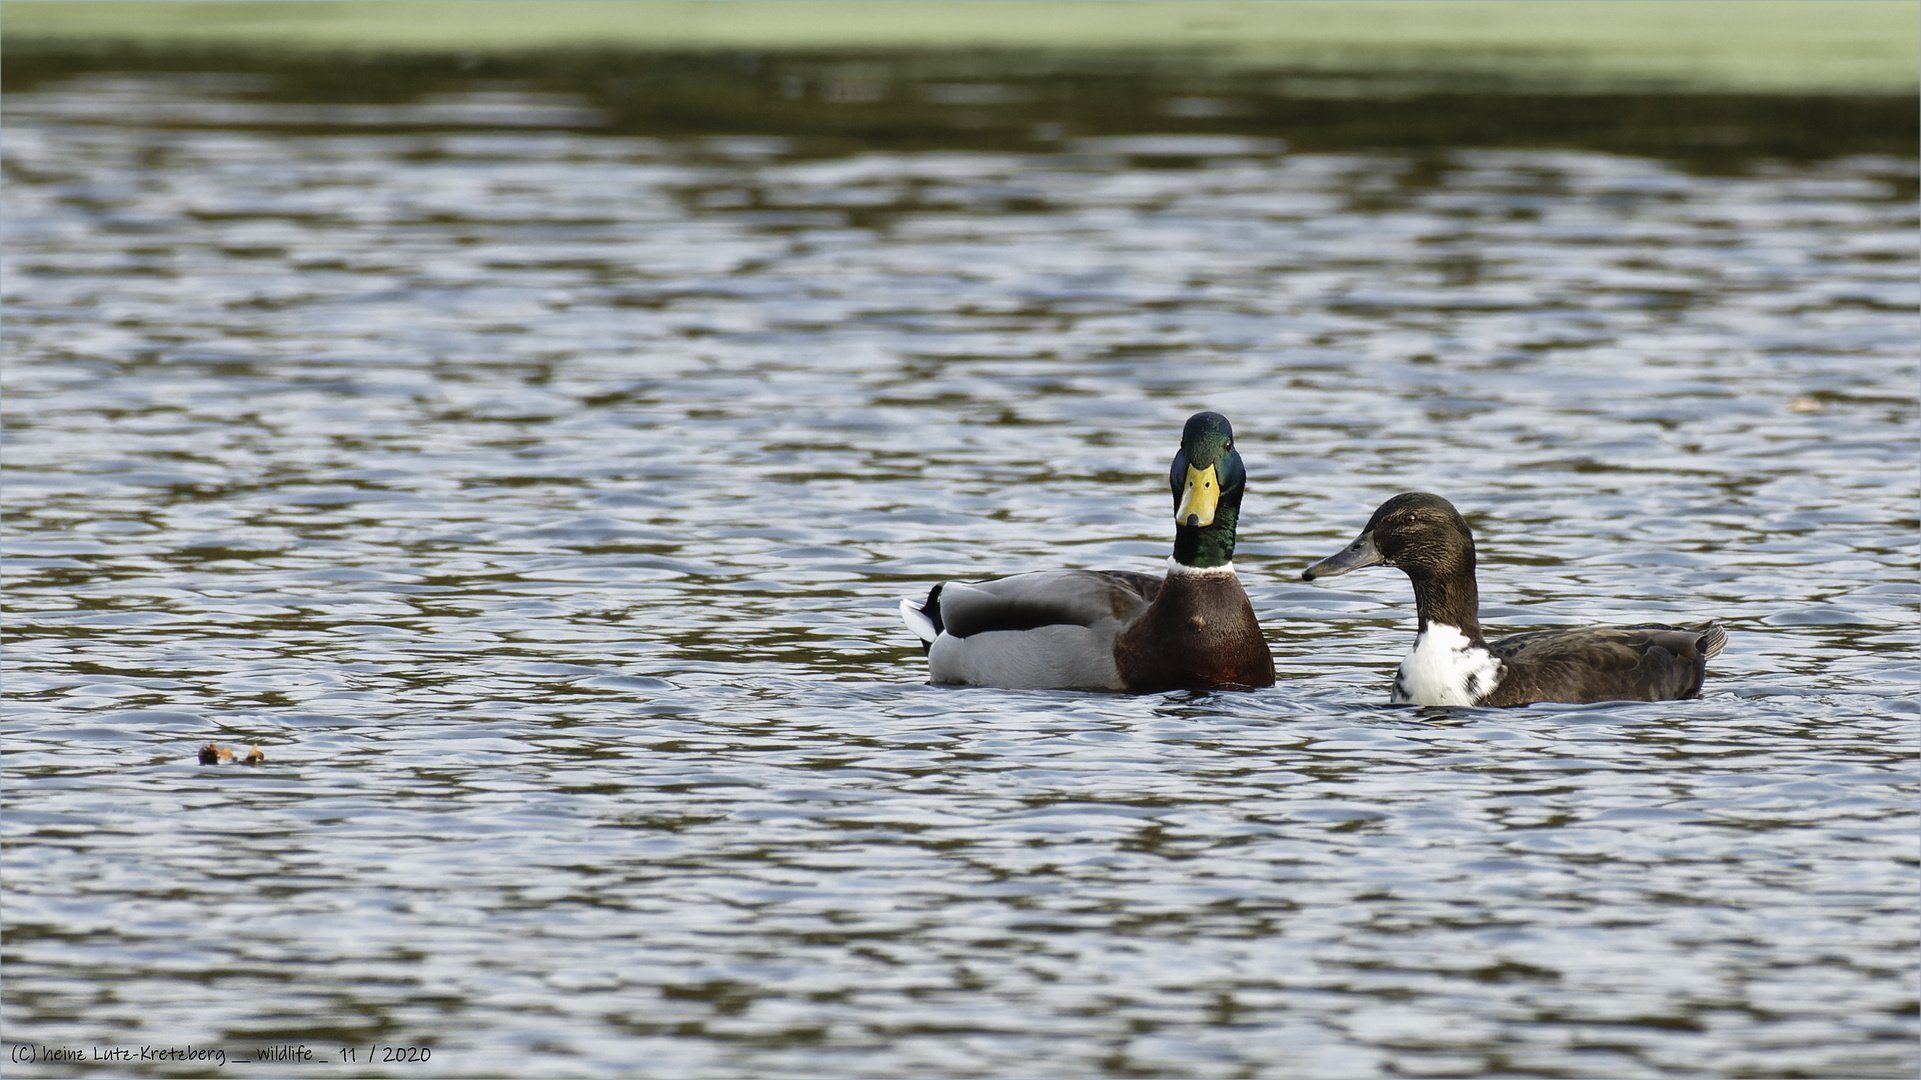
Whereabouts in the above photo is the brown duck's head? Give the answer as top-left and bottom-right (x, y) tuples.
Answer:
(1302, 492), (1475, 582)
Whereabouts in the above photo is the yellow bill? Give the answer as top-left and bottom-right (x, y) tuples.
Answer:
(1176, 463), (1219, 527)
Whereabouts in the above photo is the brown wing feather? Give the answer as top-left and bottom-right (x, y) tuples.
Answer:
(934, 569), (1158, 639)
(1482, 621), (1725, 705)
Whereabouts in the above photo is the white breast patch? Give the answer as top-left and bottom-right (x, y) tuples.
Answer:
(1392, 623), (1504, 706)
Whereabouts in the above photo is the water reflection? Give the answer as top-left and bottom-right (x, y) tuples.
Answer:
(2, 71), (1916, 1078)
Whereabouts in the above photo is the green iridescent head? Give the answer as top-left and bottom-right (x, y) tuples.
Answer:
(1167, 412), (1247, 568)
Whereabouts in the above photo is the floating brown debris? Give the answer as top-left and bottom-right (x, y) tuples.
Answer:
(198, 743), (265, 765)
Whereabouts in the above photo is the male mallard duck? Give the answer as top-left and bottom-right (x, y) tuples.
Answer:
(900, 412), (1275, 693)
(1303, 492), (1726, 707)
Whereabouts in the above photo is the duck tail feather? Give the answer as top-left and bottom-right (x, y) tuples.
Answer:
(900, 584), (945, 650)
(1697, 622), (1727, 661)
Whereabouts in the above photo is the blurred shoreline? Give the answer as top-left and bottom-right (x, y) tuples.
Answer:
(5, 0), (1916, 96)
(5, 2), (1915, 170)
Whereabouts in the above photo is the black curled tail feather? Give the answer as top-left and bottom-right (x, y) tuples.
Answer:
(908, 582), (945, 655)
(923, 583), (945, 636)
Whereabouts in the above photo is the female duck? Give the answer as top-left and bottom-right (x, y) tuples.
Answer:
(901, 412), (1274, 693)
(1302, 492), (1725, 707)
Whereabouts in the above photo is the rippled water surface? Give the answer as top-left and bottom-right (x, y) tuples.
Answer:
(4, 73), (1917, 1078)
